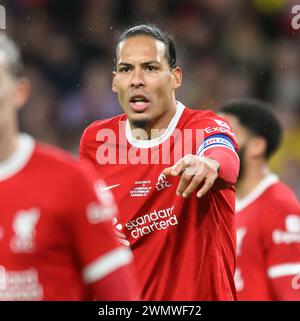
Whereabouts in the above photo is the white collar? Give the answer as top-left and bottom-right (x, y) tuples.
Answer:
(236, 173), (279, 212)
(0, 133), (35, 182)
(125, 101), (185, 149)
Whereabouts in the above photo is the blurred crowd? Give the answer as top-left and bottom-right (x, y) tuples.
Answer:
(2, 0), (300, 195)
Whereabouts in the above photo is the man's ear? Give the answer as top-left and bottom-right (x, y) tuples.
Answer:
(112, 71), (117, 93)
(13, 78), (31, 111)
(171, 66), (182, 90)
(248, 136), (267, 159)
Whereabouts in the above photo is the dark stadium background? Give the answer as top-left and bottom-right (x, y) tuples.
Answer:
(2, 0), (300, 196)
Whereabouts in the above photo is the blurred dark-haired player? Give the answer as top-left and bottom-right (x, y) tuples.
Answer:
(219, 98), (300, 300)
(80, 24), (240, 300)
(0, 34), (139, 301)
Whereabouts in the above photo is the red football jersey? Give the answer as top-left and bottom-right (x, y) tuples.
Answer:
(0, 134), (137, 301)
(235, 174), (300, 300)
(80, 102), (239, 300)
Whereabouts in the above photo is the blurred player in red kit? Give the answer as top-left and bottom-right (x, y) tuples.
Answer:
(0, 34), (139, 301)
(80, 24), (240, 300)
(219, 99), (300, 300)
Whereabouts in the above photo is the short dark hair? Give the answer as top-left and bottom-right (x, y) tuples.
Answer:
(115, 24), (176, 69)
(218, 98), (283, 159)
(0, 33), (24, 79)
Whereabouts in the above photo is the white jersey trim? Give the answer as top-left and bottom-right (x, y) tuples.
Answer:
(267, 263), (300, 279)
(0, 133), (35, 182)
(236, 173), (279, 213)
(125, 101), (185, 149)
(83, 246), (133, 284)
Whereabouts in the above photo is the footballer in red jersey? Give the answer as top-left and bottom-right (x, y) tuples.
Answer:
(220, 99), (300, 300)
(0, 35), (139, 301)
(80, 24), (240, 300)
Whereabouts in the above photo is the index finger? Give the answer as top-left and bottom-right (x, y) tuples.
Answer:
(161, 166), (174, 177)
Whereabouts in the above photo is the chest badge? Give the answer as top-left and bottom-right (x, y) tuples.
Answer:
(10, 208), (40, 253)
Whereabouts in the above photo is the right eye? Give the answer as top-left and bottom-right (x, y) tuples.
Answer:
(119, 66), (131, 73)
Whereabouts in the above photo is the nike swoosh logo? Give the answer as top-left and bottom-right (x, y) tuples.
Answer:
(101, 184), (120, 191)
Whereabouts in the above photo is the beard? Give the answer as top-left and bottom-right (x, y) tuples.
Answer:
(131, 118), (150, 130)
(237, 146), (245, 182)
(130, 117), (153, 140)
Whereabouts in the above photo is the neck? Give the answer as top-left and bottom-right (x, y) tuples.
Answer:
(0, 123), (18, 163)
(130, 100), (177, 140)
(237, 161), (270, 199)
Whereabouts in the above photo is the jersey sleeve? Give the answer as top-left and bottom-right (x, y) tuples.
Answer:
(66, 165), (139, 300)
(260, 199), (300, 300)
(196, 114), (239, 185)
(196, 114), (238, 156)
(79, 126), (98, 169)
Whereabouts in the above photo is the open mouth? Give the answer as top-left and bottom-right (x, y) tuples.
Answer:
(129, 95), (150, 112)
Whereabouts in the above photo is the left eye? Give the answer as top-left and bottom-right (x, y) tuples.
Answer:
(147, 66), (157, 71)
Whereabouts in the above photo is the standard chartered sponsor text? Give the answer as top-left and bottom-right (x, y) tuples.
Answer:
(125, 206), (177, 238)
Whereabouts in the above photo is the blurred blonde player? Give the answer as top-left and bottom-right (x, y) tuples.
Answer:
(0, 34), (139, 301)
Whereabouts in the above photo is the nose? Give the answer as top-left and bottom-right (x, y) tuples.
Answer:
(131, 68), (145, 88)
